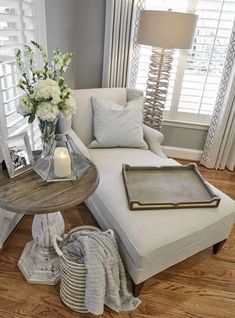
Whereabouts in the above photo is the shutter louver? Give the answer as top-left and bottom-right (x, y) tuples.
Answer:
(177, 0), (235, 122)
(134, 0), (235, 124)
(0, 0), (43, 150)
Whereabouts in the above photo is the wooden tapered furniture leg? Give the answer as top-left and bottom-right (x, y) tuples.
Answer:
(213, 239), (227, 255)
(131, 280), (145, 297)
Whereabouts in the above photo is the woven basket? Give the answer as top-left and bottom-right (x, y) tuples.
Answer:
(53, 225), (101, 313)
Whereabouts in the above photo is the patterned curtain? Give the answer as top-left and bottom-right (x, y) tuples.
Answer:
(102, 0), (145, 88)
(127, 0), (146, 87)
(201, 21), (235, 171)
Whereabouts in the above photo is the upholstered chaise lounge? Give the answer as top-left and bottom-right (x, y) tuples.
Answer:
(59, 88), (235, 296)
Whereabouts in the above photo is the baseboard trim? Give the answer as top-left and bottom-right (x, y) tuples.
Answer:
(162, 146), (203, 161)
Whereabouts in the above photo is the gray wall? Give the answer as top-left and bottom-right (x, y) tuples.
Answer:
(45, 0), (105, 89)
(77, 0), (105, 88)
(162, 125), (208, 150)
(45, 0), (78, 89)
(45, 0), (207, 151)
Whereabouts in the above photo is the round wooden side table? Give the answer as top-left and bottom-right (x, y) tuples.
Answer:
(0, 164), (99, 285)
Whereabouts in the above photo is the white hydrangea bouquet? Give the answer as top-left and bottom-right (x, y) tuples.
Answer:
(15, 41), (76, 146)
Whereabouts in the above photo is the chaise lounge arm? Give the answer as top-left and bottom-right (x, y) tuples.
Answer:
(67, 128), (91, 159)
(67, 126), (166, 159)
(143, 124), (166, 158)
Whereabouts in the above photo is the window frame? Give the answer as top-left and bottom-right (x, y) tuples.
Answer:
(134, 0), (235, 127)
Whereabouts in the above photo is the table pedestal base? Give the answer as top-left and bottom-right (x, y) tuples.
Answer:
(18, 211), (65, 285)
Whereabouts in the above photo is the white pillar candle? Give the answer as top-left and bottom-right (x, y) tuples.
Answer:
(54, 147), (71, 178)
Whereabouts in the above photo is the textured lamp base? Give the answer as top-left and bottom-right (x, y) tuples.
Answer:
(18, 211), (64, 285)
(144, 47), (173, 131)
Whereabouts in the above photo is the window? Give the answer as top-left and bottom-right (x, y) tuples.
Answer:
(0, 0), (46, 149)
(135, 0), (235, 124)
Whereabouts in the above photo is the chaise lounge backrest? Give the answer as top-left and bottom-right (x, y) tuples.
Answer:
(58, 88), (143, 146)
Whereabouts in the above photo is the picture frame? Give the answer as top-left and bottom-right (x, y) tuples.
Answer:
(0, 132), (34, 178)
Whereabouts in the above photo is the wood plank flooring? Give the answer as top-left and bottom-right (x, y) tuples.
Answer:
(0, 161), (234, 318)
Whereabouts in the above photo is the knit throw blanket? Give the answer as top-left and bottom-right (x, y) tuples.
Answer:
(62, 229), (141, 315)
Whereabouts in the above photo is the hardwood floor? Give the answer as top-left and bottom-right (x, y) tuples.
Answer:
(0, 162), (234, 318)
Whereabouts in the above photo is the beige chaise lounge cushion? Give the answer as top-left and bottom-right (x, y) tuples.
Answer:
(87, 148), (235, 282)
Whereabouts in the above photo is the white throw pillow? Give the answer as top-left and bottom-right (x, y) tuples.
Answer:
(89, 96), (148, 149)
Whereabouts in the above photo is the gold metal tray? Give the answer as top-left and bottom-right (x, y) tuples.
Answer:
(122, 164), (220, 210)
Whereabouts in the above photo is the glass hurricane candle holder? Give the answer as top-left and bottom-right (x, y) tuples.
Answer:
(33, 134), (91, 182)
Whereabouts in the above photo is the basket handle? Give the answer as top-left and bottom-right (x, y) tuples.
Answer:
(53, 235), (64, 257)
(104, 229), (115, 239)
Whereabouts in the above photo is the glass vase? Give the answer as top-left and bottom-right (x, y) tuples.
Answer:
(38, 117), (58, 156)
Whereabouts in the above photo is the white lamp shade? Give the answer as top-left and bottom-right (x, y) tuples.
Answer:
(138, 10), (198, 49)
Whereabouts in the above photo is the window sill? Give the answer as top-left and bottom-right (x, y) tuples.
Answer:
(162, 119), (209, 131)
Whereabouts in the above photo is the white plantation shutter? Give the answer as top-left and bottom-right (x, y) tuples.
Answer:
(0, 60), (26, 137)
(0, 0), (35, 56)
(135, 0), (235, 124)
(0, 0), (46, 149)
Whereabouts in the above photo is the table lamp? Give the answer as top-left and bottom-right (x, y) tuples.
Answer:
(137, 10), (198, 130)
